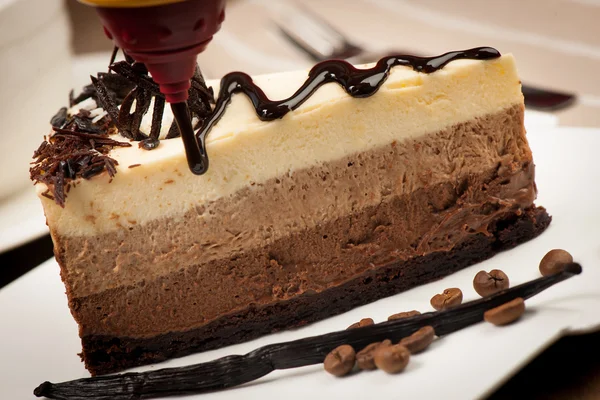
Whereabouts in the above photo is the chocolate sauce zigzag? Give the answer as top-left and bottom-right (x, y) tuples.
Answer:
(186, 46), (501, 175)
(34, 263), (581, 400)
(35, 47), (501, 182)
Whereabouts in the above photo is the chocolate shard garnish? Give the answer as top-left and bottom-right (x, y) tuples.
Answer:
(109, 61), (161, 96)
(131, 87), (152, 140)
(90, 76), (120, 125)
(76, 109), (92, 118)
(56, 172), (66, 205)
(51, 128), (130, 146)
(139, 137), (160, 150)
(78, 48), (213, 145)
(150, 96), (165, 140)
(109, 46), (119, 68)
(73, 115), (102, 134)
(108, 56), (214, 141)
(187, 65), (215, 131)
(116, 89), (136, 139)
(30, 116), (131, 207)
(96, 72), (135, 103)
(70, 84), (96, 106)
(104, 157), (117, 178)
(166, 120), (180, 139)
(40, 190), (54, 201)
(33, 263), (582, 399)
(50, 107), (68, 129)
(124, 52), (136, 65)
(132, 61), (149, 76)
(34, 46), (217, 204)
(33, 140), (49, 158)
(191, 64), (215, 106)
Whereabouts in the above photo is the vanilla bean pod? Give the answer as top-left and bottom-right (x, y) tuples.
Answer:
(35, 263), (582, 400)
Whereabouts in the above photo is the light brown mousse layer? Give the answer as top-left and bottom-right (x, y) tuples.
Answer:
(52, 104), (536, 338)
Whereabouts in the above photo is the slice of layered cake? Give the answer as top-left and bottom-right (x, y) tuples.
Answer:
(31, 48), (550, 375)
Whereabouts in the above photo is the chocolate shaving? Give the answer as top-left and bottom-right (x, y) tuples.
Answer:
(117, 89), (135, 139)
(50, 107), (68, 128)
(104, 157), (117, 178)
(139, 137), (160, 150)
(124, 52), (136, 65)
(132, 61), (149, 76)
(73, 115), (102, 134)
(70, 84), (96, 106)
(54, 170), (65, 206)
(31, 118), (131, 207)
(33, 141), (49, 158)
(166, 120), (180, 139)
(108, 58), (214, 140)
(188, 65), (214, 130)
(76, 109), (92, 119)
(191, 65), (215, 107)
(131, 87), (152, 139)
(52, 128), (130, 146)
(150, 96), (165, 140)
(97, 72), (136, 103)
(32, 47), (215, 205)
(109, 61), (161, 96)
(109, 46), (119, 68)
(40, 190), (54, 201)
(90, 76), (120, 125)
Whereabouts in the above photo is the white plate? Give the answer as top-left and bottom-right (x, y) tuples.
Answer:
(2, 126), (599, 400)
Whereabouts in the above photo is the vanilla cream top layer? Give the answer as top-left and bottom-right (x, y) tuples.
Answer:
(39, 54), (524, 236)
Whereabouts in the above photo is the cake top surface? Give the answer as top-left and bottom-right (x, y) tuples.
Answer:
(32, 48), (524, 236)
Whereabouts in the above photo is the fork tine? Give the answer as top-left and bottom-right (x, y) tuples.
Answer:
(275, 22), (326, 62)
(272, 2), (363, 61)
(290, 2), (350, 44)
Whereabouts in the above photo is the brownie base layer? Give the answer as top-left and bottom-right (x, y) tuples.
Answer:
(82, 206), (550, 375)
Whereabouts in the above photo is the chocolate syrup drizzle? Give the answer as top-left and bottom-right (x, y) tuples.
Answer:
(183, 47), (501, 175)
(34, 263), (581, 400)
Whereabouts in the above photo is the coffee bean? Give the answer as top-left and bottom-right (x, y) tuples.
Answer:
(539, 249), (573, 276)
(374, 343), (410, 374)
(484, 297), (525, 326)
(323, 344), (356, 377)
(347, 318), (374, 330)
(430, 288), (463, 311)
(399, 326), (436, 354)
(473, 269), (510, 297)
(388, 310), (421, 321)
(356, 339), (391, 370)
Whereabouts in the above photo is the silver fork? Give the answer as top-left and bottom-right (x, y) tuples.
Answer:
(273, 4), (576, 111)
